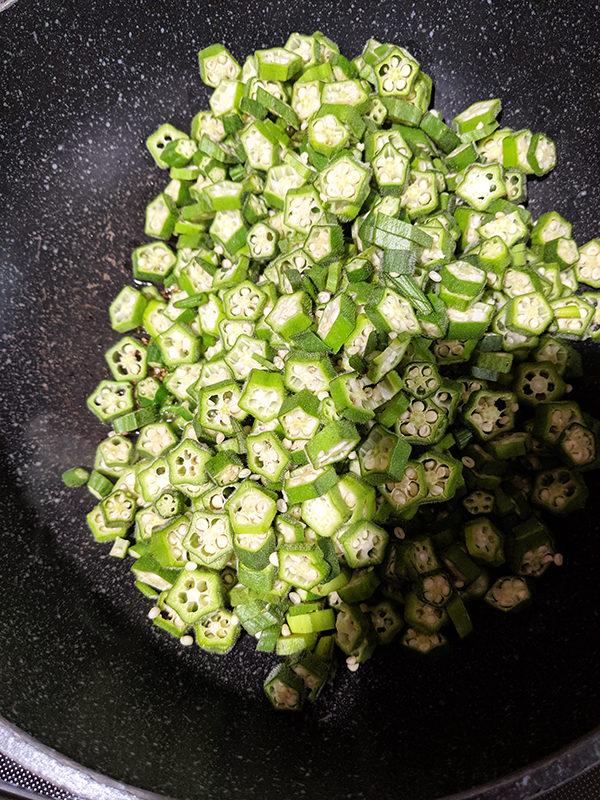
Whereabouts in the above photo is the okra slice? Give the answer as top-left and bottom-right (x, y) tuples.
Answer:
(194, 608), (240, 654)
(264, 663), (306, 711)
(137, 457), (171, 504)
(165, 568), (223, 624)
(223, 281), (266, 322)
(453, 99), (501, 135)
(368, 287), (420, 335)
(308, 113), (349, 158)
(526, 133), (556, 176)
(316, 153), (371, 213)
(131, 554), (176, 592)
(99, 489), (136, 530)
(558, 422), (597, 468)
(205, 451), (243, 486)
(255, 46), (302, 81)
(514, 361), (566, 406)
(284, 463), (338, 504)
(225, 334), (270, 381)
(401, 170), (438, 219)
(239, 121), (279, 171)
(530, 211), (572, 248)
(209, 209), (247, 254)
(247, 431), (290, 482)
(284, 351), (336, 394)
(266, 292), (313, 340)
(237, 369), (285, 423)
(334, 602), (372, 655)
(380, 461), (427, 515)
(417, 571), (453, 607)
(316, 293), (356, 353)
(87, 380), (134, 423)
(464, 516), (505, 567)
(199, 486), (235, 517)
(288, 651), (329, 702)
(264, 164), (306, 210)
(234, 528), (277, 570)
(419, 451), (462, 503)
(301, 484), (350, 537)
(463, 390), (518, 441)
(372, 142), (410, 196)
(404, 592), (447, 634)
(575, 239), (600, 287)
(247, 222), (278, 261)
(105, 336), (147, 382)
(146, 123), (188, 169)
(286, 604), (335, 634)
(484, 576), (531, 613)
(284, 186), (324, 235)
(225, 480), (277, 535)
(402, 628), (448, 656)
(97, 434), (132, 470)
(358, 425), (411, 485)
(550, 296), (594, 337)
(149, 516), (189, 568)
(166, 439), (211, 486)
(109, 286), (147, 333)
(338, 520), (389, 568)
(509, 518), (558, 578)
(154, 489), (186, 520)
(505, 292), (553, 336)
(532, 468), (588, 516)
(456, 163), (506, 211)
(197, 380), (245, 435)
(278, 389), (320, 440)
(133, 242), (177, 286)
(305, 419), (360, 468)
(402, 360), (442, 400)
(366, 600), (404, 645)
(278, 544), (330, 590)
(184, 511), (233, 569)
(156, 322), (200, 367)
(396, 397), (448, 445)
(198, 44), (241, 87)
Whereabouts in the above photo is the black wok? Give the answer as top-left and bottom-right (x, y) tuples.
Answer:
(1, 1), (599, 798)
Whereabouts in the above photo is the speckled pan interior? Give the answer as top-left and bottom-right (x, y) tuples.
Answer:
(1, 2), (600, 799)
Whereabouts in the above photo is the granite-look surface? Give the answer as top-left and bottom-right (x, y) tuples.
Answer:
(1, 1), (599, 799)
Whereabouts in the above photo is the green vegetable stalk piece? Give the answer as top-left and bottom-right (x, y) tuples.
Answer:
(76, 32), (600, 711)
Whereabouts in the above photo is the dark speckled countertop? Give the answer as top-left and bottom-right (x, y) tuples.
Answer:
(1, 1), (600, 799)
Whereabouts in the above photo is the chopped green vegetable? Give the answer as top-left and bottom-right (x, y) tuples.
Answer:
(68, 33), (599, 710)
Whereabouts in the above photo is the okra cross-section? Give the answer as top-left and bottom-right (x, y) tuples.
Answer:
(165, 568), (223, 624)
(358, 425), (411, 484)
(463, 390), (518, 441)
(284, 352), (336, 394)
(197, 380), (245, 435)
(183, 512), (233, 569)
(225, 481), (277, 535)
(338, 521), (389, 568)
(305, 420), (360, 469)
(87, 380), (134, 423)
(239, 369), (286, 423)
(167, 439), (211, 486)
(278, 544), (330, 590)
(395, 397), (448, 445)
(194, 608), (240, 654)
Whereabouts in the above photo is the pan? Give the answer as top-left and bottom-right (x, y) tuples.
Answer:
(1, 1), (599, 798)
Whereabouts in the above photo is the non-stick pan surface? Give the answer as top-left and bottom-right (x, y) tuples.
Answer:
(1, 1), (599, 798)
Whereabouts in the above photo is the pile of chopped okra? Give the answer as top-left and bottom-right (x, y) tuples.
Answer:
(63, 34), (600, 710)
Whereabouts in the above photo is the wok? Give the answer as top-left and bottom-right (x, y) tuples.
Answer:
(1, 1), (599, 798)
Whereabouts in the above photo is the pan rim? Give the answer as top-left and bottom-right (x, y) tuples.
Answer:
(0, 714), (598, 800)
